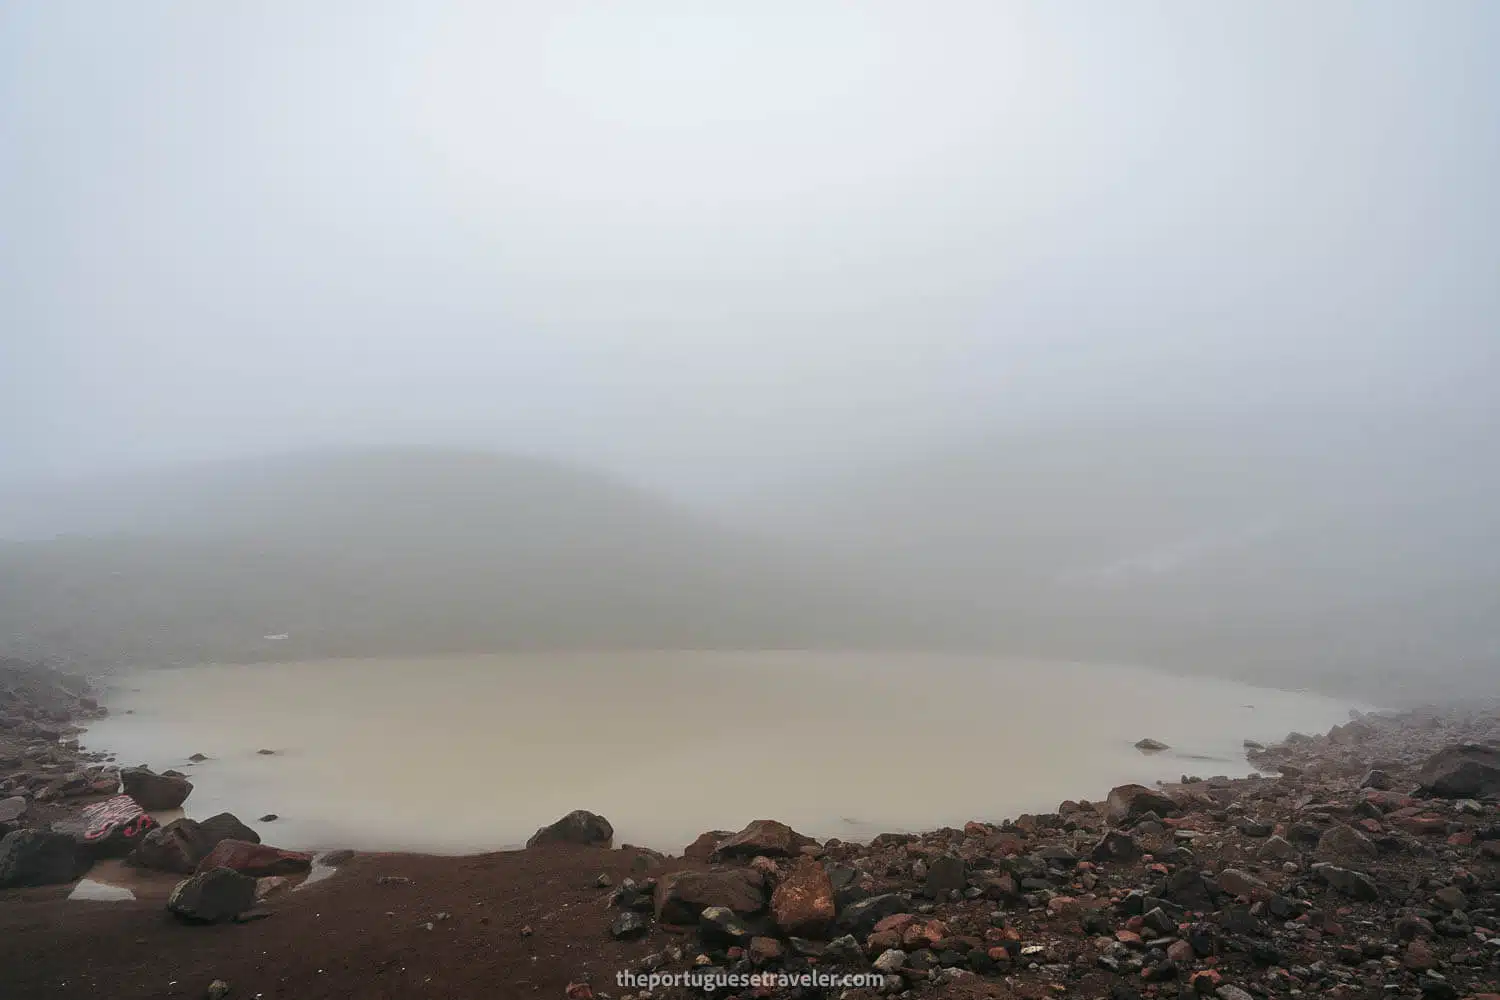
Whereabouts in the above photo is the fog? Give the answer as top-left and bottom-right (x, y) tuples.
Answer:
(2, 3), (1497, 703)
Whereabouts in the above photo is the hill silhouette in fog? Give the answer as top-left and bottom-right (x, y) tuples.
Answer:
(0, 449), (953, 667)
(1, 410), (1495, 707)
(745, 408), (1500, 703)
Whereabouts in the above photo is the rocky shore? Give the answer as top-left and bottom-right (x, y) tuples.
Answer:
(589, 704), (1500, 1000)
(1, 657), (1497, 1000)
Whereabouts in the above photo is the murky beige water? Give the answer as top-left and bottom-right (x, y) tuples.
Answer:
(84, 652), (1360, 854)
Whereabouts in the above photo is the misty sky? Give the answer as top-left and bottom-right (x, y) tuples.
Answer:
(3, 2), (1496, 496)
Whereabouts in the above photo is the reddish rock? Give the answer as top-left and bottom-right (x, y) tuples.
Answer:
(1402, 938), (1435, 971)
(195, 839), (312, 877)
(1217, 868), (1273, 901)
(748, 937), (783, 963)
(769, 856), (835, 937)
(986, 832), (1027, 856)
(873, 913), (917, 935)
(683, 830), (730, 861)
(1396, 815), (1448, 836)
(1166, 939), (1195, 963)
(900, 918), (948, 949)
(1046, 895), (1078, 915)
(713, 820), (815, 860)
(1190, 970), (1222, 993)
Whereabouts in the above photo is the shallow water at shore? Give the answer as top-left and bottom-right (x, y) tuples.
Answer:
(84, 652), (1364, 854)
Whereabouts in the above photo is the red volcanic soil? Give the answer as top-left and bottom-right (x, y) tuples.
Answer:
(0, 845), (684, 1000)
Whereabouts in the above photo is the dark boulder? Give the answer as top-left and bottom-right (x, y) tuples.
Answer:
(129, 820), (206, 874)
(925, 854), (967, 897)
(128, 814), (259, 874)
(610, 910), (649, 939)
(655, 868), (767, 924)
(167, 867), (257, 923)
(1417, 744), (1500, 799)
(1313, 863), (1380, 901)
(0, 829), (87, 887)
(834, 892), (910, 937)
(198, 813), (260, 846)
(1161, 869), (1216, 911)
(526, 810), (613, 848)
(1091, 829), (1142, 863)
(699, 905), (756, 946)
(120, 767), (193, 811)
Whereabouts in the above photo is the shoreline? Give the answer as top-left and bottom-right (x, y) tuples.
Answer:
(2, 658), (1498, 1000)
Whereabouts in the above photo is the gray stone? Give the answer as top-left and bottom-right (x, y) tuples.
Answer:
(1217, 868), (1269, 898)
(610, 910), (649, 940)
(822, 934), (863, 964)
(0, 796), (26, 825)
(1312, 863), (1380, 901)
(1256, 835), (1299, 862)
(699, 905), (755, 946)
(1316, 824), (1378, 860)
